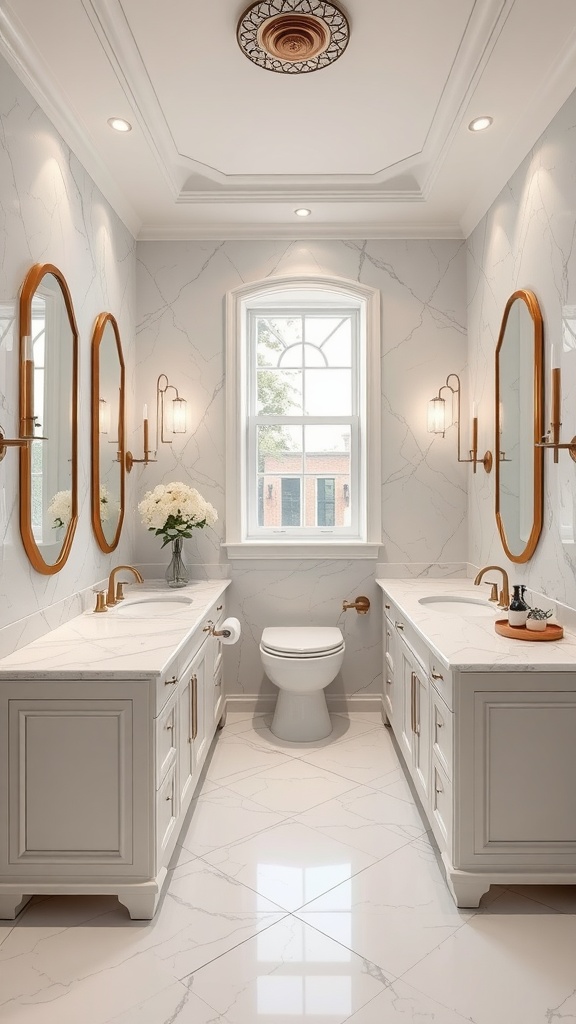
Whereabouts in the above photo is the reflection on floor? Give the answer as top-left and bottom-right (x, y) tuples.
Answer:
(2, 710), (576, 1023)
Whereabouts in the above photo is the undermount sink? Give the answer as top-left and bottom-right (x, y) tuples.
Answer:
(418, 595), (497, 617)
(115, 597), (194, 617)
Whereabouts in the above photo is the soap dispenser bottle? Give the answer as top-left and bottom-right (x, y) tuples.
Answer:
(508, 585), (528, 627)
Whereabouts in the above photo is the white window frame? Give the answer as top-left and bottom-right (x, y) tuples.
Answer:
(224, 275), (381, 560)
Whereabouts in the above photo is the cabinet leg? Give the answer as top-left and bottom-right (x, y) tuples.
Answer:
(447, 875), (492, 908)
(117, 893), (160, 920)
(217, 706), (227, 730)
(0, 894), (32, 919)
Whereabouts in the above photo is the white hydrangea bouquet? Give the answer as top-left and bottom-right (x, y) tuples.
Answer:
(138, 481), (218, 548)
(47, 489), (72, 529)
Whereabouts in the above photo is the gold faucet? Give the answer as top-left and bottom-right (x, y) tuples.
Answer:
(106, 565), (144, 607)
(473, 565), (510, 609)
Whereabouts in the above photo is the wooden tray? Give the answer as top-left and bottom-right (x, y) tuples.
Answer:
(495, 619), (564, 641)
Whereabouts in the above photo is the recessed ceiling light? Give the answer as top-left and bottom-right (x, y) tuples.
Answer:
(295, 208), (311, 217)
(468, 116), (493, 132)
(107, 117), (132, 133)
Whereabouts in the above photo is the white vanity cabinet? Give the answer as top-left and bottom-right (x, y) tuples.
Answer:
(379, 581), (576, 909)
(0, 586), (229, 921)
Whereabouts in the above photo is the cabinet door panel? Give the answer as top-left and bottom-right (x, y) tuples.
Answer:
(474, 693), (576, 851)
(399, 650), (414, 763)
(8, 700), (134, 866)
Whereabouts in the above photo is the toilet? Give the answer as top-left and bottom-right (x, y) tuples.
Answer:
(260, 626), (345, 741)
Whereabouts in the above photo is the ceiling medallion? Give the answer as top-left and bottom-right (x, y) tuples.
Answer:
(237, 1), (349, 75)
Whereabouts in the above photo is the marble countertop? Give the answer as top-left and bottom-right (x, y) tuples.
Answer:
(0, 580), (231, 679)
(376, 578), (576, 672)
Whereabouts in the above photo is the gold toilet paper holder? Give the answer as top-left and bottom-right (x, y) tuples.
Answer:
(342, 595), (370, 615)
(203, 619), (232, 638)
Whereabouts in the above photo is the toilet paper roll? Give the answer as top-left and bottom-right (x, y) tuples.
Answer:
(217, 616), (241, 645)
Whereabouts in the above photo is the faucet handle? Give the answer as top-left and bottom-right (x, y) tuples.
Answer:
(115, 581), (132, 601)
(94, 591), (108, 613)
(484, 582), (498, 602)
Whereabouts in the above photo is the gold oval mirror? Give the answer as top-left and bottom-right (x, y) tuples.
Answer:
(19, 264), (79, 574)
(495, 289), (544, 563)
(91, 313), (125, 551)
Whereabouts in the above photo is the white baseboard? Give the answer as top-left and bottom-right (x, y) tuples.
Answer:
(224, 694), (383, 714)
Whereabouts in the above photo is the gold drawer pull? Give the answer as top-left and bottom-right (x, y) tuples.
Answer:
(217, 604), (223, 611)
(385, 603), (391, 610)
(165, 795), (172, 802)
(436, 783), (444, 795)
(431, 670), (444, 680)
(165, 675), (178, 686)
(395, 621), (404, 631)
(165, 724), (173, 731)
(191, 673), (198, 741)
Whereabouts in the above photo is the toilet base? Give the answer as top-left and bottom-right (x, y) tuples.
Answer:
(271, 688), (332, 741)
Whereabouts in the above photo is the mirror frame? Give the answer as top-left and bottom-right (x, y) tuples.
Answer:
(19, 263), (79, 575)
(495, 288), (544, 564)
(91, 312), (125, 552)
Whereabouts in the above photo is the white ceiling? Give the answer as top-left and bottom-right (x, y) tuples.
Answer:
(2, 0), (576, 239)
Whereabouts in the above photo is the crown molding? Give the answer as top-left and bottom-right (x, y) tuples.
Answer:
(137, 223), (464, 241)
(176, 188), (425, 204)
(0, 6), (141, 238)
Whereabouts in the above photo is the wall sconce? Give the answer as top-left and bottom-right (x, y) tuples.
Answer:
(536, 366), (576, 462)
(267, 483), (273, 499)
(427, 373), (492, 474)
(156, 373), (187, 443)
(125, 373), (188, 473)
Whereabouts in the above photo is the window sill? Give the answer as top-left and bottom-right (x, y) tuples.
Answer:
(222, 541), (381, 561)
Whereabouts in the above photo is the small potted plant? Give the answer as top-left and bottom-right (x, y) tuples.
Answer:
(526, 607), (553, 632)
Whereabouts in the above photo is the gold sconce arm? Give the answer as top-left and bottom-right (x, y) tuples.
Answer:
(0, 427), (45, 463)
(127, 372), (188, 472)
(427, 373), (492, 474)
(534, 367), (576, 462)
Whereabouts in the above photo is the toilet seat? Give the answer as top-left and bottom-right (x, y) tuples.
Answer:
(260, 626), (344, 657)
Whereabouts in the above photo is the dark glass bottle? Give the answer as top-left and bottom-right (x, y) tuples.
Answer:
(508, 584), (528, 627)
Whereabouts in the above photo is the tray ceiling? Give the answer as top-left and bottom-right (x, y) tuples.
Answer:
(2, 0), (576, 238)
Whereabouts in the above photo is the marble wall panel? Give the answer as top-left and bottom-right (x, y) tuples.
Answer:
(0, 54), (136, 654)
(135, 239), (468, 697)
(467, 86), (576, 607)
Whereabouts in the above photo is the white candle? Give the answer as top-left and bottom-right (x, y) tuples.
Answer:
(143, 404), (148, 420)
(550, 344), (558, 370)
(472, 401), (477, 419)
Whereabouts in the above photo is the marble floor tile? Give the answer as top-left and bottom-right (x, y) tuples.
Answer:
(178, 785), (289, 857)
(182, 915), (393, 1024)
(148, 859), (287, 977)
(506, 883), (576, 914)
(203, 819), (377, 912)
(295, 784), (426, 858)
(298, 727), (401, 786)
(296, 838), (472, 977)
(204, 732), (295, 786)
(402, 893), (576, 1024)
(342, 977), (474, 1023)
(107, 981), (228, 1024)
(224, 758), (359, 815)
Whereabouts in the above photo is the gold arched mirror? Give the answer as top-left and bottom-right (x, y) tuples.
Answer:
(495, 289), (544, 563)
(19, 264), (78, 574)
(91, 313), (125, 551)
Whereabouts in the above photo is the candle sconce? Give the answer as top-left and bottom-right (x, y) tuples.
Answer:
(427, 373), (492, 473)
(126, 372), (187, 473)
(535, 366), (576, 462)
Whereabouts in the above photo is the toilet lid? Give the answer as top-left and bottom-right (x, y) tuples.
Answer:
(261, 626), (343, 656)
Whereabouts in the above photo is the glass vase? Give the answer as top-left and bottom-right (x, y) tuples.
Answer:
(165, 536), (189, 588)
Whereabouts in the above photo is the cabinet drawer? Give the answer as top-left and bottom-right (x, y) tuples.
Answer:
(156, 697), (177, 787)
(432, 755), (452, 851)
(156, 762), (178, 864)
(429, 658), (453, 711)
(431, 687), (453, 779)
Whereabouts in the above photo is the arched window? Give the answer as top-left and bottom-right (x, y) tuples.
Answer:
(224, 276), (381, 559)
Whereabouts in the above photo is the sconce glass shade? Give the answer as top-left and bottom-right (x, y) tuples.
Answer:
(171, 396), (187, 434)
(428, 396), (452, 434)
(99, 398), (110, 434)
